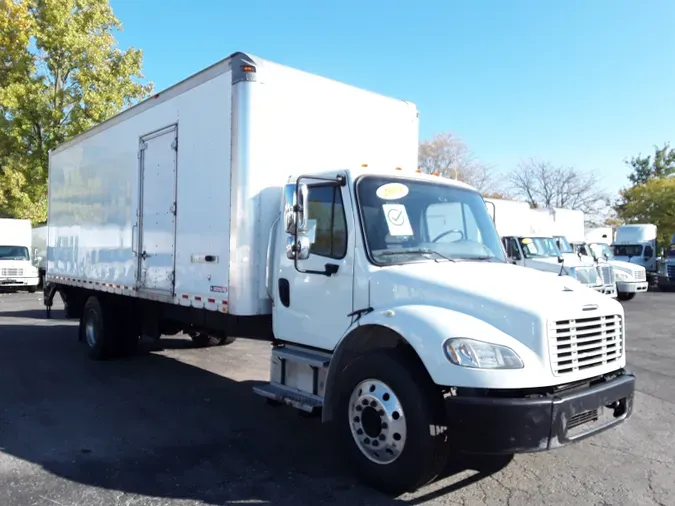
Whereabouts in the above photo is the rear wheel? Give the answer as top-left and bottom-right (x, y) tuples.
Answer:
(80, 296), (116, 360)
(334, 350), (449, 495)
(617, 292), (636, 301)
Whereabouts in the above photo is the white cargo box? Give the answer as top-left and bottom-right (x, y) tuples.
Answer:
(47, 52), (419, 316)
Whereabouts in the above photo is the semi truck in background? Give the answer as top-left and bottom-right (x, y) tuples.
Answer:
(571, 241), (648, 301)
(485, 198), (606, 293)
(657, 232), (675, 291)
(32, 224), (47, 287)
(612, 224), (658, 284)
(42, 52), (635, 495)
(537, 208), (617, 297)
(0, 218), (40, 292)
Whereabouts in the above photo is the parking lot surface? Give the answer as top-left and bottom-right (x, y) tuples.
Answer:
(0, 291), (673, 506)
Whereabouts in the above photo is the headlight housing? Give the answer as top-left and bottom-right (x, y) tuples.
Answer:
(443, 338), (524, 369)
(614, 270), (631, 281)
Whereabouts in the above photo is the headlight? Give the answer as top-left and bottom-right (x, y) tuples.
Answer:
(614, 270), (631, 281)
(443, 338), (524, 369)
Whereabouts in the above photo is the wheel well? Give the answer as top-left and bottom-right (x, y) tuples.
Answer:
(321, 324), (434, 423)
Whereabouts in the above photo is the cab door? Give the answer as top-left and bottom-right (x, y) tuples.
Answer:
(272, 178), (356, 350)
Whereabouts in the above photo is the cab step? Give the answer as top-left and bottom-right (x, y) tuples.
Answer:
(253, 383), (323, 414)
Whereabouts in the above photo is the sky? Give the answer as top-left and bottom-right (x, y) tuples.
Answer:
(109, 0), (675, 197)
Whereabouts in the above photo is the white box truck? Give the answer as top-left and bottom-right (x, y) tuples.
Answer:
(0, 218), (40, 292)
(44, 52), (635, 495)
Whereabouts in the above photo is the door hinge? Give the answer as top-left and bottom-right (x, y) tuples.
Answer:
(169, 202), (177, 215)
(169, 272), (175, 283)
(171, 138), (178, 151)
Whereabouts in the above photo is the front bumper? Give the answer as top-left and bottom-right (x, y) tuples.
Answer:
(444, 371), (635, 454)
(0, 276), (39, 288)
(616, 281), (648, 293)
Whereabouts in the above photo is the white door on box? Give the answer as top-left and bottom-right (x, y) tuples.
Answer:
(273, 182), (355, 350)
(137, 125), (178, 294)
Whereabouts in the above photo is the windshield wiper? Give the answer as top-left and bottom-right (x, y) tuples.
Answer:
(378, 248), (456, 262)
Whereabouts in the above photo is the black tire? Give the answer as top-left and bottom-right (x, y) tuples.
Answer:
(190, 332), (236, 347)
(333, 350), (449, 495)
(27, 286), (37, 294)
(617, 292), (636, 301)
(79, 296), (117, 360)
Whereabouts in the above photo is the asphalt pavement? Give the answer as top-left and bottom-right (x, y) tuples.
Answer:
(0, 290), (673, 506)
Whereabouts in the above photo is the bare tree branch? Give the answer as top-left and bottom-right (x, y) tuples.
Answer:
(418, 131), (503, 193)
(506, 158), (610, 224)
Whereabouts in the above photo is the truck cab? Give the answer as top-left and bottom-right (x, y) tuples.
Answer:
(501, 234), (604, 292)
(555, 235), (617, 298)
(572, 241), (648, 300)
(0, 218), (40, 292)
(612, 224), (658, 282)
(258, 168), (634, 492)
(657, 233), (675, 292)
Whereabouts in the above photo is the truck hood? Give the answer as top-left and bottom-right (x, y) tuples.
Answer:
(608, 259), (645, 277)
(368, 260), (617, 354)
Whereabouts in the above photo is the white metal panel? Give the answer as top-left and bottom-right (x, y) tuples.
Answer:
(485, 198), (532, 237)
(47, 70), (233, 298)
(138, 125), (177, 293)
(0, 219), (32, 248)
(614, 224), (657, 244)
(231, 56), (419, 315)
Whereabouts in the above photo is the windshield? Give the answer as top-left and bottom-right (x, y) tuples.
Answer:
(355, 176), (506, 264)
(554, 236), (574, 254)
(518, 237), (561, 258)
(589, 242), (614, 260)
(614, 245), (643, 257)
(0, 246), (29, 260)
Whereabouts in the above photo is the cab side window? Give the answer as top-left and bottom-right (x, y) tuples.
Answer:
(306, 185), (347, 259)
(644, 245), (654, 259)
(506, 237), (521, 260)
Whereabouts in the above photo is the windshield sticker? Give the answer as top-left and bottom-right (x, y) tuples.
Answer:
(376, 182), (409, 201)
(383, 204), (414, 236)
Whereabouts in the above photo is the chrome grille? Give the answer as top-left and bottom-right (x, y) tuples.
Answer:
(549, 315), (623, 376)
(600, 265), (615, 284)
(634, 269), (646, 282)
(0, 268), (23, 277)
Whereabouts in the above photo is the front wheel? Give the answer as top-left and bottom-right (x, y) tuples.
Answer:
(334, 350), (449, 495)
(189, 332), (236, 347)
(617, 292), (636, 301)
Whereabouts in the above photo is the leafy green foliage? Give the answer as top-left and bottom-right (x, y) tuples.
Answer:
(625, 142), (675, 186)
(0, 0), (153, 224)
(617, 178), (675, 248)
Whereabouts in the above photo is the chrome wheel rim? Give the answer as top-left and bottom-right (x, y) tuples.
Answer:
(348, 379), (407, 465)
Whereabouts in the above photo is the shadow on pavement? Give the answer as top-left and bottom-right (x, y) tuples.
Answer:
(0, 311), (510, 505)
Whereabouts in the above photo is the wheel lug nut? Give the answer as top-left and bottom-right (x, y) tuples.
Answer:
(379, 434), (386, 441)
(364, 438), (370, 445)
(353, 416), (360, 423)
(370, 400), (378, 407)
(357, 429), (363, 435)
(372, 440), (379, 447)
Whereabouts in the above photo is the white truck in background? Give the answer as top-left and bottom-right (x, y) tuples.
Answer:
(0, 218), (40, 292)
(585, 227), (615, 244)
(572, 241), (648, 300)
(612, 224), (658, 284)
(657, 232), (675, 292)
(43, 52), (635, 495)
(485, 198), (605, 293)
(542, 207), (617, 298)
(32, 224), (47, 287)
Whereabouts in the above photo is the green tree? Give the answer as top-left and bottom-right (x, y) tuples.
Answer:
(625, 142), (675, 186)
(0, 0), (153, 223)
(616, 178), (675, 248)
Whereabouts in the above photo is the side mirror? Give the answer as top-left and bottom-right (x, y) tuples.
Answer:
(286, 235), (310, 260)
(283, 183), (310, 234)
